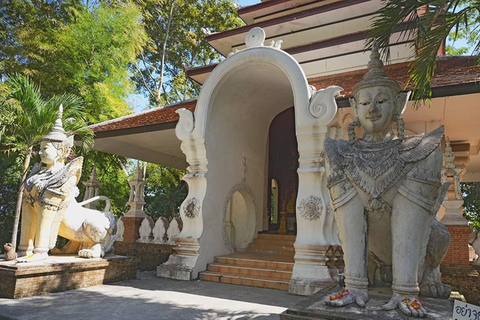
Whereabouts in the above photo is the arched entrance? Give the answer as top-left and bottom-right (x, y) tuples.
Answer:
(159, 29), (342, 295)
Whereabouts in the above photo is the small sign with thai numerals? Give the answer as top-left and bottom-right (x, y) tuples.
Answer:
(454, 299), (480, 320)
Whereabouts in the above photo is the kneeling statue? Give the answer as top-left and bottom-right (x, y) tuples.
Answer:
(17, 106), (116, 261)
(324, 43), (451, 318)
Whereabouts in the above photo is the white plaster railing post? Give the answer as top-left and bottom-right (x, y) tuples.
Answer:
(115, 217), (124, 242)
(138, 217), (153, 243)
(152, 218), (167, 244)
(167, 218), (181, 245)
(157, 109), (206, 280)
(289, 85), (343, 295)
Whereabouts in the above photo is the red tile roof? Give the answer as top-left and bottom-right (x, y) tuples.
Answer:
(92, 57), (479, 135)
(309, 56), (479, 97)
(91, 99), (196, 133)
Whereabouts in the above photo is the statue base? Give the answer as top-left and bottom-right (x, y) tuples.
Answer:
(280, 286), (455, 320)
(0, 254), (138, 298)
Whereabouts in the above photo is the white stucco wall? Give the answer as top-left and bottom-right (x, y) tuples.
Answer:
(195, 62), (294, 274)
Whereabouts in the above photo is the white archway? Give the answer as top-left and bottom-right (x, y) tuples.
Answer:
(159, 33), (342, 295)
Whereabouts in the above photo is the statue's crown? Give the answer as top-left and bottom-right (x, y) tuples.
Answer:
(352, 41), (401, 94)
(40, 104), (69, 142)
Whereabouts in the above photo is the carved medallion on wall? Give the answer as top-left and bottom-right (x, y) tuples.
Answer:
(297, 196), (323, 221)
(183, 197), (200, 219)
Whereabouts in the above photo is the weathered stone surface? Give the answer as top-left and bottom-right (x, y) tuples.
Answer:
(0, 255), (137, 298)
(113, 242), (173, 271)
(281, 287), (455, 320)
(441, 265), (480, 306)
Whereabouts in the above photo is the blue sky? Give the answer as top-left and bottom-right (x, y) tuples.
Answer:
(239, 0), (261, 6)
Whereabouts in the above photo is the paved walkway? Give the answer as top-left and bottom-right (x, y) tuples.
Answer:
(0, 271), (306, 320)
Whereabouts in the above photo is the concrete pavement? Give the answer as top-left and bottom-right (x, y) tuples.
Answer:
(0, 271), (307, 320)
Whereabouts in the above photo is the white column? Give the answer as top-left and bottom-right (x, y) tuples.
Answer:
(290, 86), (343, 295)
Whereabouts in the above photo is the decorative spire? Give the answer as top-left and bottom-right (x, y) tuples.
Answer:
(352, 40), (400, 94)
(90, 165), (98, 181)
(364, 40), (387, 80)
(444, 137), (455, 169)
(40, 104), (68, 142)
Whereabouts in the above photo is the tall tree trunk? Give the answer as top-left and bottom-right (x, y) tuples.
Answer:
(157, 0), (176, 104)
(10, 146), (33, 250)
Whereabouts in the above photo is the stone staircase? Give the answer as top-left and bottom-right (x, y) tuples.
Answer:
(199, 234), (295, 291)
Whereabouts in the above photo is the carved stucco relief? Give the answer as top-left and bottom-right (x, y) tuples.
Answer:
(297, 196), (323, 221)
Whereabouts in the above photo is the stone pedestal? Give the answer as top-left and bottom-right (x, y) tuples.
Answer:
(157, 237), (200, 280)
(0, 255), (138, 298)
(441, 200), (468, 226)
(281, 286), (455, 320)
(441, 265), (480, 305)
(113, 242), (173, 271)
(289, 244), (342, 296)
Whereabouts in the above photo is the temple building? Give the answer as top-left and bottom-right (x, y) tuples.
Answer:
(90, 0), (480, 296)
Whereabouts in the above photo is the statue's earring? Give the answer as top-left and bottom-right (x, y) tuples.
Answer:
(348, 117), (361, 144)
(395, 114), (405, 140)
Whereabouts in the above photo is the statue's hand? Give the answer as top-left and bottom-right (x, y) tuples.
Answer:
(325, 288), (368, 308)
(382, 293), (427, 318)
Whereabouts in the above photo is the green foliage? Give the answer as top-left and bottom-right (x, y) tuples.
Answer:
(0, 154), (22, 251)
(78, 152), (130, 216)
(0, 74), (93, 153)
(50, 2), (147, 122)
(0, 0), (146, 123)
(370, 0), (480, 104)
(461, 182), (480, 231)
(0, 73), (92, 247)
(132, 0), (243, 106)
(0, 1), (145, 235)
(144, 163), (187, 220)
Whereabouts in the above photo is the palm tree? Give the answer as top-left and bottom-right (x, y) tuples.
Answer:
(0, 74), (93, 250)
(369, 0), (480, 103)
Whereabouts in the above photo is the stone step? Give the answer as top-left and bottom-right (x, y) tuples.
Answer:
(248, 243), (295, 252)
(248, 249), (294, 257)
(257, 234), (296, 241)
(199, 271), (290, 291)
(207, 263), (292, 280)
(253, 236), (296, 244)
(214, 255), (294, 271)
(199, 234), (296, 290)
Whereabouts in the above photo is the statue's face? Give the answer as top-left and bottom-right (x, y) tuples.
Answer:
(355, 86), (395, 134)
(39, 141), (59, 165)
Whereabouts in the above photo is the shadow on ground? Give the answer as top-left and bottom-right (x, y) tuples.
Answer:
(0, 271), (307, 320)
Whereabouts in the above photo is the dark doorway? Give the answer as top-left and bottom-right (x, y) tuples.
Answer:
(267, 107), (298, 233)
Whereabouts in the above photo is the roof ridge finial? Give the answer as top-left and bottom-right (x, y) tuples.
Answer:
(364, 40), (387, 80)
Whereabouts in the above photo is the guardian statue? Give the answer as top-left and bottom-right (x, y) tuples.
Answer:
(17, 106), (116, 261)
(325, 43), (451, 318)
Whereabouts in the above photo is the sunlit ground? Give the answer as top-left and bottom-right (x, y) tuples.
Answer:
(0, 271), (305, 320)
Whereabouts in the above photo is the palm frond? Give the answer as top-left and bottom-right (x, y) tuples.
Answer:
(0, 74), (92, 156)
(369, 0), (480, 107)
